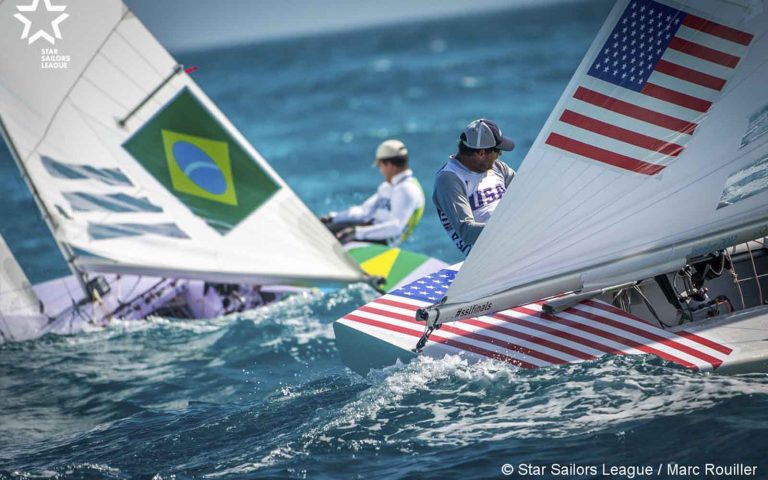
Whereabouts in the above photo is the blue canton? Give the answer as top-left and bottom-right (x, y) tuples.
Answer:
(587, 0), (684, 92)
(390, 269), (456, 303)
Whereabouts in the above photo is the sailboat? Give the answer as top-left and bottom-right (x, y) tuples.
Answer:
(334, 0), (768, 375)
(0, 0), (445, 342)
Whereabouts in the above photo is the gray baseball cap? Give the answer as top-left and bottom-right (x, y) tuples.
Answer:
(461, 118), (515, 151)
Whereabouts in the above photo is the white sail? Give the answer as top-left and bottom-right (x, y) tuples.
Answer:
(0, 0), (365, 286)
(0, 235), (41, 317)
(0, 234), (51, 342)
(440, 0), (768, 316)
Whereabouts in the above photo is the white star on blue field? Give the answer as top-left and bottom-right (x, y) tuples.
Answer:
(391, 269), (456, 302)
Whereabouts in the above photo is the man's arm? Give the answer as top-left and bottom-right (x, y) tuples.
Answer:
(332, 190), (379, 223)
(433, 171), (484, 246)
(496, 160), (516, 187)
(355, 182), (422, 242)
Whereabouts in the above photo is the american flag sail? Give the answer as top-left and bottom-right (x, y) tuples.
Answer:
(339, 268), (734, 371)
(545, 0), (754, 175)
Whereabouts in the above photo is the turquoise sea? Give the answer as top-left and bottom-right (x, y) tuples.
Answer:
(3, 1), (768, 478)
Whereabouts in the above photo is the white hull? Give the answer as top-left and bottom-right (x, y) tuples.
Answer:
(0, 273), (290, 343)
(334, 242), (768, 375)
(0, 235), (446, 344)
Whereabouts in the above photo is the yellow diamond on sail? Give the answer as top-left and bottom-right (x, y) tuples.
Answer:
(360, 248), (401, 279)
(161, 130), (238, 206)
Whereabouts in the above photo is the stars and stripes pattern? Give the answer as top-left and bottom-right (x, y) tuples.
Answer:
(389, 269), (455, 302)
(340, 268), (734, 371)
(545, 0), (754, 175)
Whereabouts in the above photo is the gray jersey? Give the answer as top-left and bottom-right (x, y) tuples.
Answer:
(432, 156), (515, 255)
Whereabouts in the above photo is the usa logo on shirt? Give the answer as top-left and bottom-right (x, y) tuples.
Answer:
(468, 185), (506, 211)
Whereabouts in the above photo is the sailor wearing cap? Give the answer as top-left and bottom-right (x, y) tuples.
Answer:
(321, 139), (425, 246)
(433, 118), (516, 256)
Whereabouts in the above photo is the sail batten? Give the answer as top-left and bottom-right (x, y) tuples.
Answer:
(1, 0), (365, 286)
(442, 0), (768, 312)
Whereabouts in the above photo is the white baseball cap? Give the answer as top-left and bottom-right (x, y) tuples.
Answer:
(373, 139), (408, 165)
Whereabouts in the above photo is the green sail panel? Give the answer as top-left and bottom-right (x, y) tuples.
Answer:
(123, 88), (280, 234)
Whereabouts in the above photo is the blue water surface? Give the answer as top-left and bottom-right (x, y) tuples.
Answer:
(3, 1), (768, 478)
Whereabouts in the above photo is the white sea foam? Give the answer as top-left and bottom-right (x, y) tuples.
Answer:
(299, 355), (768, 449)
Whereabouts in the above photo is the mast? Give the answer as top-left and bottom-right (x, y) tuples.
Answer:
(0, 116), (89, 294)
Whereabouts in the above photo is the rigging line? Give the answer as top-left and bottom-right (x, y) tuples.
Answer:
(111, 278), (169, 317)
(115, 275), (143, 304)
(69, 97), (133, 136)
(0, 82), (47, 122)
(79, 75), (134, 111)
(0, 315), (10, 342)
(746, 242), (765, 302)
(19, 10), (130, 166)
(633, 284), (670, 328)
(113, 28), (166, 77)
(94, 48), (162, 95)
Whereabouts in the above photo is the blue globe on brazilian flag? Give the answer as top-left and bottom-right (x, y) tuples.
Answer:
(123, 88), (279, 234)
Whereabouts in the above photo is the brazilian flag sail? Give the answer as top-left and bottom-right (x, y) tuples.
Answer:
(123, 88), (280, 234)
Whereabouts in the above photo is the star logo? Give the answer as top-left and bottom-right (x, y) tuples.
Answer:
(14, 0), (69, 45)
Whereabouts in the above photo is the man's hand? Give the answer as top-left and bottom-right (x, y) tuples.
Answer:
(336, 226), (356, 244)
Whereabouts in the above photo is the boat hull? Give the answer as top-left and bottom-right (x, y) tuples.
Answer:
(334, 245), (768, 376)
(0, 240), (447, 343)
(0, 273), (289, 343)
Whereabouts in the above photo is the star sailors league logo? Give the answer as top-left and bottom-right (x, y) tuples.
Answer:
(13, 0), (71, 69)
(14, 0), (68, 44)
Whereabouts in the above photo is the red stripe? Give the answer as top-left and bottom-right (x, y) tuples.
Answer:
(546, 132), (666, 175)
(668, 37), (740, 68)
(582, 299), (653, 322)
(559, 109), (684, 156)
(641, 82), (712, 113)
(343, 314), (536, 368)
(377, 297), (422, 310)
(461, 318), (596, 361)
(494, 312), (625, 356)
(582, 300), (733, 356)
(379, 297), (612, 360)
(567, 304), (722, 369)
(362, 304), (558, 365)
(573, 87), (697, 134)
(375, 296), (728, 368)
(682, 14), (754, 46)
(676, 331), (734, 355)
(344, 313), (419, 337)
(654, 59), (725, 91)
(359, 305), (416, 321)
(513, 306), (699, 370)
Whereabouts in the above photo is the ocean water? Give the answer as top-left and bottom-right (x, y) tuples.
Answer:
(3, 1), (768, 478)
